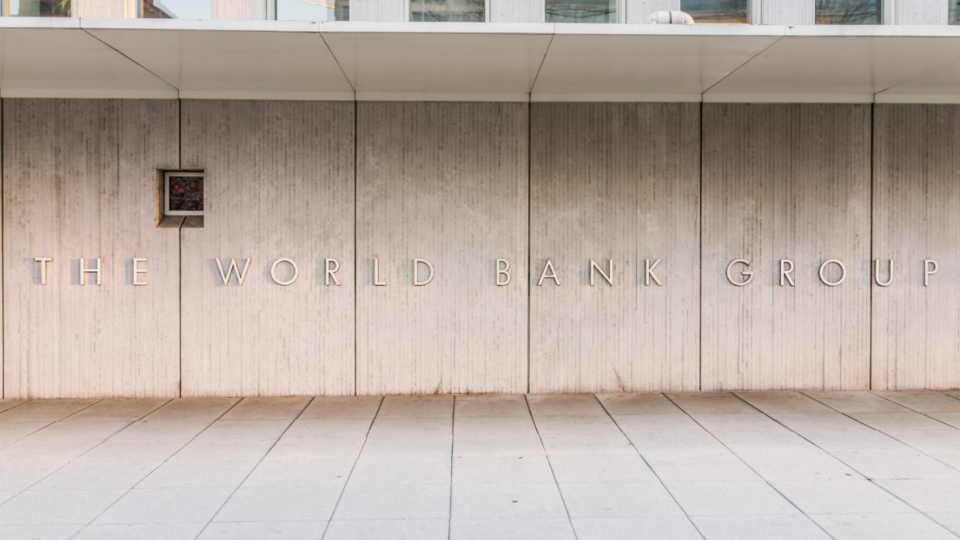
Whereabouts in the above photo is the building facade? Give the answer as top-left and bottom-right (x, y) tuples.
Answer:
(2, 1), (960, 398)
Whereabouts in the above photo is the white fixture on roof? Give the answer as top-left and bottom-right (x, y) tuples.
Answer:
(645, 11), (695, 24)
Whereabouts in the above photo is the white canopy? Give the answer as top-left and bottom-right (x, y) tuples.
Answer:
(1, 18), (959, 103)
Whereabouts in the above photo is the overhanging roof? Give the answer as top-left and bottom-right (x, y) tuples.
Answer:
(1, 18), (959, 103)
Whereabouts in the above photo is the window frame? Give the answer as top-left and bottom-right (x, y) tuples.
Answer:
(163, 171), (204, 217)
(407, 0), (491, 22)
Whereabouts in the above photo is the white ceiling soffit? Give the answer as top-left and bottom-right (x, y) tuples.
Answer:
(0, 18), (176, 98)
(84, 19), (355, 100)
(532, 24), (783, 102)
(706, 26), (960, 103)
(320, 22), (553, 101)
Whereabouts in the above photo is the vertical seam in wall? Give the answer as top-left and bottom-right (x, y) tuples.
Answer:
(354, 100), (358, 396)
(869, 102), (875, 391)
(698, 101), (704, 392)
(178, 99), (183, 398)
(527, 101), (532, 395)
(1, 98), (4, 400)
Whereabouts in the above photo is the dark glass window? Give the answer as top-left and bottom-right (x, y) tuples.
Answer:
(278, 0), (349, 21)
(166, 173), (204, 216)
(140, 0), (212, 19)
(410, 0), (484, 21)
(816, 0), (881, 24)
(545, 0), (616, 23)
(682, 0), (747, 23)
(6, 0), (71, 16)
(951, 0), (959, 25)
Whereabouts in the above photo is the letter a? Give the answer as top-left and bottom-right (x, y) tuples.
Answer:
(216, 258), (251, 286)
(537, 259), (560, 286)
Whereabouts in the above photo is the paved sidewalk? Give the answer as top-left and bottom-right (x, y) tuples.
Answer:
(0, 391), (959, 539)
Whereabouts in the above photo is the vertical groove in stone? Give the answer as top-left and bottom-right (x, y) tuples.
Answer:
(529, 103), (701, 394)
(179, 101), (356, 397)
(701, 103), (872, 391)
(355, 102), (529, 395)
(3, 99), (180, 398)
(872, 104), (960, 390)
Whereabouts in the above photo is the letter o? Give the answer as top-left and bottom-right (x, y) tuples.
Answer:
(726, 259), (754, 287)
(819, 259), (846, 287)
(270, 258), (299, 286)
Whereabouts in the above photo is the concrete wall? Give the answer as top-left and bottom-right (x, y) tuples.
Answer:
(3, 100), (960, 397)
(701, 104), (872, 391)
(873, 105), (960, 390)
(530, 103), (700, 393)
(3, 100), (181, 398)
(356, 102), (529, 395)
(180, 101), (356, 397)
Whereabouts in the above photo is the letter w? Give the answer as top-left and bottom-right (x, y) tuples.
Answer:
(216, 258), (252, 286)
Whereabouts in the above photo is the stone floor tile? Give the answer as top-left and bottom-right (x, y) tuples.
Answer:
(559, 482), (684, 518)
(109, 418), (216, 441)
(368, 417), (451, 438)
(66, 399), (170, 422)
(221, 397), (311, 421)
(137, 457), (258, 489)
(848, 412), (954, 431)
(548, 455), (657, 484)
(810, 513), (957, 540)
(450, 518), (576, 540)
(94, 487), (234, 524)
(282, 419), (372, 440)
(74, 523), (205, 540)
(242, 457), (354, 487)
(735, 392), (835, 415)
(539, 432), (636, 456)
(350, 455), (451, 485)
(772, 413), (872, 434)
(804, 392), (908, 414)
(0, 439), (101, 465)
(527, 395), (606, 417)
(882, 429), (960, 452)
(74, 439), (189, 464)
(170, 438), (274, 462)
(874, 479), (960, 512)
(0, 491), (18, 504)
(31, 461), (156, 491)
(693, 515), (832, 540)
(299, 397), (382, 420)
(377, 396), (454, 419)
(0, 489), (125, 525)
(334, 484), (450, 520)
(26, 421), (131, 443)
(830, 450), (960, 480)
(928, 513), (960, 536)
(873, 391), (960, 413)
(0, 524), (84, 540)
(148, 398), (240, 420)
(613, 414), (704, 434)
(198, 521), (325, 540)
(0, 400), (99, 423)
(943, 391), (960, 400)
(0, 422), (50, 448)
(0, 462), (64, 491)
(694, 413), (787, 433)
(928, 412), (960, 429)
(453, 433), (544, 457)
(0, 400), (29, 415)
(667, 393), (755, 415)
(324, 519), (448, 540)
(454, 395), (530, 417)
(666, 481), (799, 516)
(803, 430), (907, 453)
(214, 485), (340, 522)
(452, 483), (568, 519)
(625, 429), (721, 452)
(572, 516), (702, 540)
(731, 451), (863, 482)
(772, 480), (914, 514)
(531, 415), (618, 435)
(452, 455), (554, 484)
(595, 393), (685, 415)
(453, 416), (537, 436)
(713, 430), (814, 454)
(194, 419), (292, 440)
(267, 436), (365, 461)
(360, 435), (451, 458)
(640, 448), (762, 482)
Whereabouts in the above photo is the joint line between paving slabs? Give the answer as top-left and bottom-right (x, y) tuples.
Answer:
(523, 394), (581, 540)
